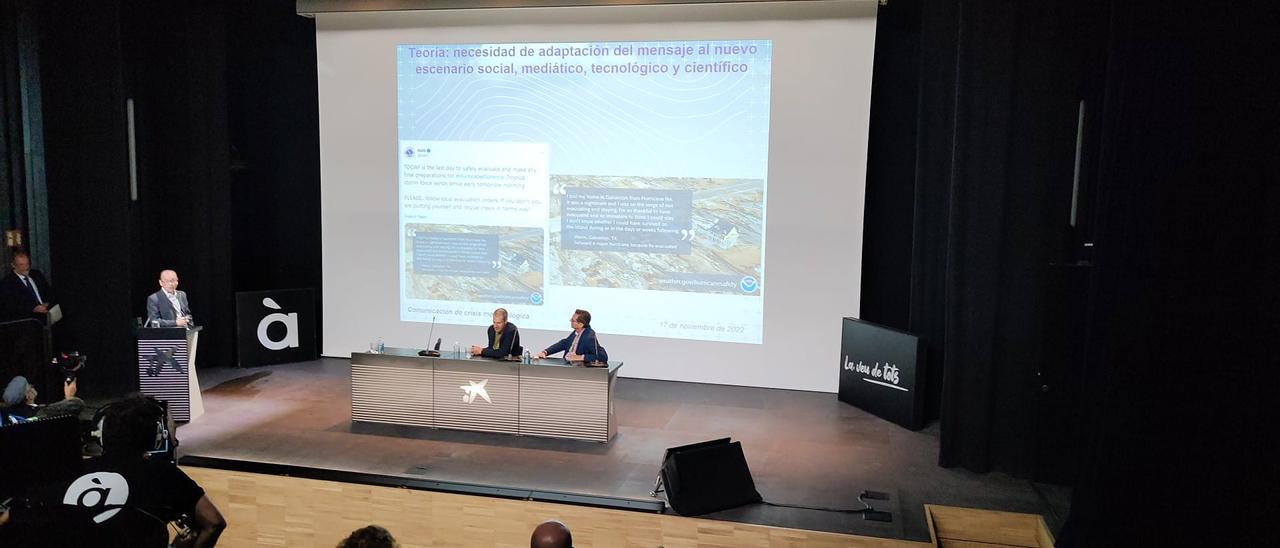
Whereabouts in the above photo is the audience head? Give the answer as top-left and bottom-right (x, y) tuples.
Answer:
(530, 520), (572, 548)
(100, 395), (166, 457)
(572, 309), (591, 329)
(11, 251), (31, 275)
(493, 308), (509, 331)
(158, 269), (180, 294)
(3, 376), (34, 407)
(338, 525), (398, 548)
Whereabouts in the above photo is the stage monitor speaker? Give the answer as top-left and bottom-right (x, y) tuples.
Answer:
(659, 437), (762, 516)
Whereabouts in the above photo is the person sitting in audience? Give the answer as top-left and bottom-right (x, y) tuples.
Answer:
(338, 524), (398, 548)
(1, 375), (83, 424)
(530, 520), (573, 548)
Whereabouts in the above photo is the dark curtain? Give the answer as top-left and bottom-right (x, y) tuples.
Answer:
(36, 0), (137, 396)
(866, 2), (1275, 501)
(119, 0), (234, 371)
(860, 0), (921, 338)
(7, 0), (317, 387)
(1059, 2), (1278, 545)
(225, 0), (323, 323)
(869, 0), (1105, 475)
(914, 0), (1034, 474)
(0, 1), (20, 234)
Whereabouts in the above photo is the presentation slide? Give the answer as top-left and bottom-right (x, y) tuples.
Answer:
(397, 40), (772, 343)
(318, 2), (876, 391)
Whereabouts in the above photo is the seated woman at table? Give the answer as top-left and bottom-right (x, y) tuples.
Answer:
(471, 308), (520, 358)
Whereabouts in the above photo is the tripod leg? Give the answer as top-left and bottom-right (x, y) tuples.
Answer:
(649, 474), (664, 497)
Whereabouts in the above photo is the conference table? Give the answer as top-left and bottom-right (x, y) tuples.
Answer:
(350, 347), (623, 442)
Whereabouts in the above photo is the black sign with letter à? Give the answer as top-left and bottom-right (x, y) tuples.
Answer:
(235, 288), (317, 367)
(838, 317), (925, 430)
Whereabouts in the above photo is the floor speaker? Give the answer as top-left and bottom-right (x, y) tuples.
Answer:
(658, 437), (762, 516)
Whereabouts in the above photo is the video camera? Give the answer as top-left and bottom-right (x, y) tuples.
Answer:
(51, 352), (86, 384)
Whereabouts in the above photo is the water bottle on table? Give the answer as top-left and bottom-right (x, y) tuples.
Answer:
(376, 337), (385, 354)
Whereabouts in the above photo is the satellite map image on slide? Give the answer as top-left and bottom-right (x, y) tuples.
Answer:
(404, 224), (545, 304)
(549, 175), (764, 296)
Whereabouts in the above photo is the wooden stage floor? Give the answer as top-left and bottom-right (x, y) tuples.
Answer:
(177, 358), (1068, 541)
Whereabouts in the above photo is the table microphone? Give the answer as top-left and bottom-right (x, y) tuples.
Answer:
(419, 316), (441, 356)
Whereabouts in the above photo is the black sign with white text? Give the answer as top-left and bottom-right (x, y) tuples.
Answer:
(838, 317), (925, 430)
(235, 288), (318, 367)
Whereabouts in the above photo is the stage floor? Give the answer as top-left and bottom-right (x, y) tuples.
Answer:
(177, 358), (1068, 541)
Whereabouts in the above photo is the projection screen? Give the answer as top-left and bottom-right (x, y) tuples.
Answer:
(318, 1), (876, 392)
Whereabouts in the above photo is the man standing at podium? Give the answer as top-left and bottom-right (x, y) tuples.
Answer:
(146, 269), (193, 328)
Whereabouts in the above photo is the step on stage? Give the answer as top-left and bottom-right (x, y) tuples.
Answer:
(176, 358), (1067, 541)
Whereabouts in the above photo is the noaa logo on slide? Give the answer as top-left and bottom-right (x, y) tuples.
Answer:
(740, 276), (758, 293)
(530, 292), (544, 305)
(257, 297), (299, 351)
(63, 472), (130, 523)
(403, 146), (414, 158)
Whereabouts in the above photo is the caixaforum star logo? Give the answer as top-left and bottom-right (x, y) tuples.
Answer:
(460, 379), (491, 404)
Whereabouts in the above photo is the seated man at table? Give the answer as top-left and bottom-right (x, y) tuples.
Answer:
(470, 308), (520, 359)
(537, 309), (608, 363)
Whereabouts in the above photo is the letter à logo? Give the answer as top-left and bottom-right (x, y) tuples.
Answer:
(257, 297), (299, 351)
(63, 472), (130, 523)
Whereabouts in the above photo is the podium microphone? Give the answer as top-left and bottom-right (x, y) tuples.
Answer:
(419, 316), (441, 357)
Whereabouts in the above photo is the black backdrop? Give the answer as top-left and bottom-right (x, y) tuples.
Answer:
(861, 0), (1276, 543)
(1055, 3), (1276, 545)
(861, 0), (1108, 479)
(0, 0), (319, 396)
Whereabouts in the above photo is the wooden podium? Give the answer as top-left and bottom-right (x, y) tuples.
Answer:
(135, 326), (204, 421)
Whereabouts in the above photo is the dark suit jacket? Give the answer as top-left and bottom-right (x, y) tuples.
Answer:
(479, 323), (520, 358)
(146, 289), (192, 327)
(0, 269), (55, 321)
(544, 327), (608, 363)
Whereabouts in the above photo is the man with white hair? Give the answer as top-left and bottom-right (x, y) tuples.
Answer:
(145, 269), (193, 328)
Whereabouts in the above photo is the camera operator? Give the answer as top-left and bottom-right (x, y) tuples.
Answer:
(2, 395), (225, 547)
(1, 375), (83, 424)
(73, 395), (225, 546)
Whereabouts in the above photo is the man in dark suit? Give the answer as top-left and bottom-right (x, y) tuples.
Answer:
(470, 307), (521, 359)
(145, 269), (193, 328)
(0, 251), (55, 322)
(537, 309), (608, 363)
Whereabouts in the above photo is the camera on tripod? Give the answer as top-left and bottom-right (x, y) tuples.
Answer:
(51, 352), (87, 384)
